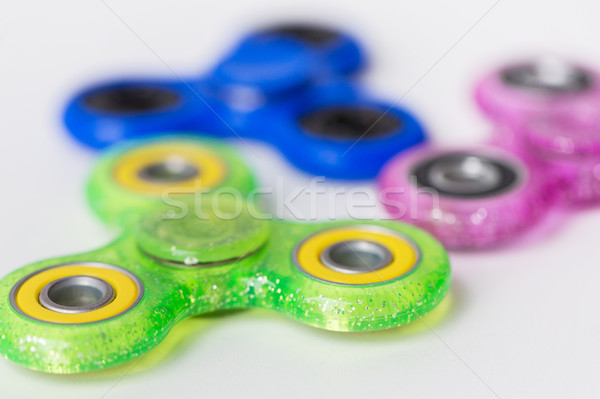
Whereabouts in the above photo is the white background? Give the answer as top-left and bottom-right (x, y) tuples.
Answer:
(1, 0), (599, 398)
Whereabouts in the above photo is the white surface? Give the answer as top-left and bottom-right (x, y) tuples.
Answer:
(1, 0), (600, 398)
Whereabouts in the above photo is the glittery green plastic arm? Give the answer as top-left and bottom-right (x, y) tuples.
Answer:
(246, 221), (450, 332)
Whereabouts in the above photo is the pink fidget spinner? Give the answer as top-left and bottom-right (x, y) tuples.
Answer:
(520, 109), (600, 205)
(378, 145), (557, 249)
(475, 57), (600, 130)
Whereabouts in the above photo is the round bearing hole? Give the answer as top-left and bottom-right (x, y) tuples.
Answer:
(137, 157), (199, 183)
(266, 24), (339, 45)
(299, 106), (402, 139)
(320, 240), (393, 274)
(39, 275), (115, 314)
(84, 86), (181, 113)
(501, 59), (592, 93)
(412, 153), (520, 198)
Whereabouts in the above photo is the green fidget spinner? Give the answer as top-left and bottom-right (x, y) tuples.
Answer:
(0, 135), (451, 374)
(85, 135), (257, 226)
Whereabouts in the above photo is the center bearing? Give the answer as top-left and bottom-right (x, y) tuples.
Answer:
(137, 201), (269, 267)
(293, 226), (419, 285)
(320, 240), (393, 274)
(411, 153), (521, 198)
(501, 60), (592, 93)
(9, 263), (143, 324)
(266, 24), (339, 45)
(83, 85), (181, 114)
(112, 142), (227, 196)
(299, 106), (402, 139)
(137, 157), (200, 183)
(39, 275), (115, 314)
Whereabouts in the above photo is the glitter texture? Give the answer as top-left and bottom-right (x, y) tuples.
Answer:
(0, 216), (450, 374)
(474, 60), (600, 130)
(378, 145), (559, 249)
(86, 135), (258, 227)
(0, 135), (450, 374)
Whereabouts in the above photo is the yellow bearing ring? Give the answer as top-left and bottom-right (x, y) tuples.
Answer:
(294, 226), (419, 285)
(11, 263), (143, 324)
(113, 142), (227, 195)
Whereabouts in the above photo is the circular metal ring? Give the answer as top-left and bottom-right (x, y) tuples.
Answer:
(320, 240), (393, 274)
(411, 153), (522, 198)
(293, 225), (419, 285)
(39, 275), (115, 314)
(137, 157), (199, 183)
(113, 142), (227, 195)
(265, 24), (339, 45)
(501, 60), (592, 93)
(10, 262), (144, 325)
(83, 85), (181, 114)
(299, 106), (402, 139)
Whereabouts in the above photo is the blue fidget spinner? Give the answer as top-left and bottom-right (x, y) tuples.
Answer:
(64, 23), (426, 179)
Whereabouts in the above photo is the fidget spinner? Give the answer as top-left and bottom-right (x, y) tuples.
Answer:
(474, 57), (600, 131)
(476, 57), (600, 205)
(85, 135), (258, 225)
(519, 109), (600, 205)
(378, 145), (556, 249)
(381, 56), (600, 249)
(0, 136), (451, 373)
(63, 23), (425, 179)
